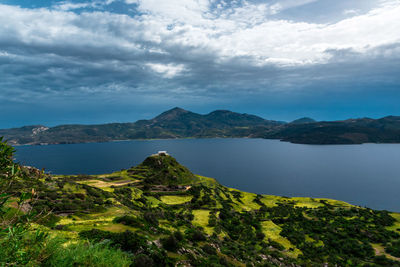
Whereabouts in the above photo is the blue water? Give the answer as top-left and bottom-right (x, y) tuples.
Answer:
(14, 138), (400, 212)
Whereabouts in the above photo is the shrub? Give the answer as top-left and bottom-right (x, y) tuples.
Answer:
(113, 215), (142, 227)
(37, 213), (61, 228)
(0, 230), (62, 266)
(255, 231), (265, 240)
(132, 254), (154, 267)
(0, 137), (52, 266)
(268, 240), (285, 251)
(386, 240), (400, 257)
(143, 211), (159, 226)
(43, 240), (131, 267)
(161, 234), (180, 252)
(79, 229), (146, 253)
(174, 231), (184, 241)
(185, 228), (206, 242)
(202, 244), (217, 255)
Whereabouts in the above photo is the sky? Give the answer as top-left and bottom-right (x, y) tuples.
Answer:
(0, 0), (400, 128)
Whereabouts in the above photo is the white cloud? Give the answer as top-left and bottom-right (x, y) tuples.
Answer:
(209, 1), (400, 65)
(1, 1), (399, 67)
(270, 0), (318, 15)
(133, 0), (211, 26)
(343, 9), (359, 15)
(146, 63), (186, 78)
(54, 2), (90, 11)
(53, 0), (117, 11)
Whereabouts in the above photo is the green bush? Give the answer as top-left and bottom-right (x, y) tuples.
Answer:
(0, 230), (62, 266)
(386, 240), (400, 257)
(132, 254), (154, 267)
(185, 228), (206, 242)
(161, 234), (180, 252)
(79, 229), (146, 253)
(43, 240), (131, 267)
(0, 137), (50, 266)
(113, 215), (143, 227)
(202, 244), (217, 255)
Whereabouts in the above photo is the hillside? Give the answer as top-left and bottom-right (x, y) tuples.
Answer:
(2, 147), (400, 266)
(0, 107), (281, 146)
(290, 117), (316, 124)
(2, 108), (400, 145)
(263, 116), (400, 144)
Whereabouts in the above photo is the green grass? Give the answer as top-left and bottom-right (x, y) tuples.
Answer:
(291, 197), (324, 208)
(218, 190), (229, 200)
(145, 196), (161, 207)
(372, 243), (400, 261)
(131, 188), (143, 199)
(76, 179), (135, 192)
(63, 183), (86, 194)
(226, 189), (261, 211)
(240, 191), (261, 210)
(96, 169), (136, 181)
(160, 195), (193, 205)
(387, 213), (400, 232)
(195, 175), (218, 186)
(44, 240), (131, 267)
(209, 191), (223, 209)
(259, 195), (353, 209)
(305, 235), (324, 247)
(260, 195), (280, 207)
(192, 209), (213, 235)
(57, 219), (137, 234)
(96, 223), (138, 233)
(314, 198), (353, 207)
(55, 207), (133, 235)
(261, 220), (302, 258)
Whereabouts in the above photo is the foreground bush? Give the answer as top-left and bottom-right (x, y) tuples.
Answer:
(0, 138), (131, 266)
(0, 231), (131, 267)
(0, 231), (62, 266)
(43, 240), (131, 267)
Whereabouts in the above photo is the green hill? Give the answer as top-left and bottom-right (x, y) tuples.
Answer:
(2, 140), (400, 266)
(3, 108), (400, 145)
(262, 116), (400, 144)
(0, 107), (281, 146)
(290, 117), (316, 124)
(130, 153), (198, 185)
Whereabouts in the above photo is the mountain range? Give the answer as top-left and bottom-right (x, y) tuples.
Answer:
(2, 107), (400, 145)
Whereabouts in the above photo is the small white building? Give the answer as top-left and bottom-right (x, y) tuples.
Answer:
(157, 151), (169, 156)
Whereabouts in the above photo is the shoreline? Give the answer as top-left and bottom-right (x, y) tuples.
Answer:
(11, 136), (400, 147)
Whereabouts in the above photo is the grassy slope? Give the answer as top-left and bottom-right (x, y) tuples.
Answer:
(24, 155), (400, 266)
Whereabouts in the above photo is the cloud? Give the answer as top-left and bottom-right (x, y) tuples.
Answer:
(54, 2), (91, 11)
(270, 0), (319, 14)
(0, 0), (399, 106)
(343, 9), (359, 15)
(146, 63), (186, 78)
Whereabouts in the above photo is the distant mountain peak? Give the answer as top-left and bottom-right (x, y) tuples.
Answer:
(290, 117), (316, 124)
(208, 110), (267, 118)
(169, 107), (187, 113)
(208, 110), (234, 115)
(153, 107), (190, 121)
